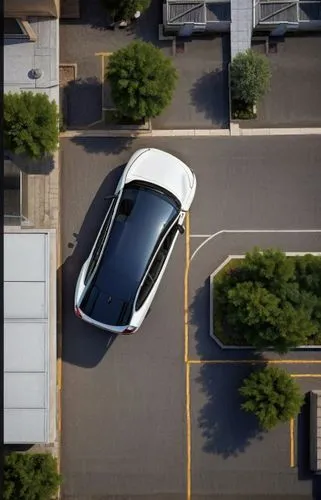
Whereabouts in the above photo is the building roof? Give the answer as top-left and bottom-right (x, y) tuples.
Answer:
(4, 16), (59, 104)
(4, 230), (56, 444)
(254, 0), (321, 25)
(166, 0), (231, 25)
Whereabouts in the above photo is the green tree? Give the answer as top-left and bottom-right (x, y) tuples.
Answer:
(239, 366), (304, 430)
(106, 0), (151, 19)
(107, 41), (178, 120)
(215, 248), (318, 353)
(4, 453), (61, 500)
(4, 91), (59, 159)
(230, 49), (271, 105)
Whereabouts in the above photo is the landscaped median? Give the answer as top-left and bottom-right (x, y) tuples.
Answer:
(210, 248), (321, 351)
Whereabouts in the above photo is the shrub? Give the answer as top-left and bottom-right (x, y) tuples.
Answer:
(4, 452), (61, 500)
(107, 41), (178, 120)
(4, 91), (59, 159)
(230, 49), (271, 106)
(239, 366), (304, 430)
(215, 248), (320, 352)
(105, 0), (151, 19)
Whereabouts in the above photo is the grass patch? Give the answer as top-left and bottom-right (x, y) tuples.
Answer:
(232, 99), (257, 120)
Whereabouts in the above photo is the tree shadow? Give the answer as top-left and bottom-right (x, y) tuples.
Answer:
(61, 77), (102, 129)
(5, 150), (55, 175)
(190, 68), (229, 127)
(61, 164), (126, 368)
(195, 362), (265, 457)
(190, 279), (265, 457)
(70, 135), (134, 155)
(297, 392), (321, 499)
(190, 279), (263, 362)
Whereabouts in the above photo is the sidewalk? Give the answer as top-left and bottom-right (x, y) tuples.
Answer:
(25, 151), (60, 230)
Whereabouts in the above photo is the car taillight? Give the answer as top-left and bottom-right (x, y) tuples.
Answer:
(74, 306), (82, 319)
(123, 326), (137, 335)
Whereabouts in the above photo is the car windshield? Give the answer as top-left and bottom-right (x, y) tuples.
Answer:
(93, 182), (179, 301)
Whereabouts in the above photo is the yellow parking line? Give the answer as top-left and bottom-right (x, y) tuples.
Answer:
(95, 52), (113, 122)
(184, 212), (191, 500)
(186, 362), (192, 500)
(184, 212), (190, 363)
(188, 359), (321, 365)
(290, 418), (295, 467)
(291, 374), (321, 378)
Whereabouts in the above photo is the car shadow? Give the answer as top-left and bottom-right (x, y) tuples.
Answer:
(190, 279), (265, 457)
(60, 164), (126, 368)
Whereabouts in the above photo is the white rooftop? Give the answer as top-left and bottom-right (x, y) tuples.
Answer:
(4, 17), (59, 104)
(4, 230), (56, 444)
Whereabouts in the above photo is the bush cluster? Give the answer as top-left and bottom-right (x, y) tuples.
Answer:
(4, 452), (61, 500)
(215, 248), (321, 352)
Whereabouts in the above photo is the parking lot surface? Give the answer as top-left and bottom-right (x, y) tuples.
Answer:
(61, 136), (321, 499)
(249, 34), (321, 128)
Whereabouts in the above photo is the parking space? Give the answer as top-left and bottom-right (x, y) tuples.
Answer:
(152, 35), (230, 130)
(60, 137), (188, 499)
(248, 34), (321, 128)
(189, 364), (321, 499)
(61, 136), (321, 499)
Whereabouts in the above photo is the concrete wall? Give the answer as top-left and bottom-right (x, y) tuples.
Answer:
(4, 0), (59, 18)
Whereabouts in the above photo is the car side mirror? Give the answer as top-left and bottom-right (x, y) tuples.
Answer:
(177, 224), (185, 235)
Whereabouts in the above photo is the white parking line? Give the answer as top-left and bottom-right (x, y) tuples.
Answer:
(190, 229), (321, 261)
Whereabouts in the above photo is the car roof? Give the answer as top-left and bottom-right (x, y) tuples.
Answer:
(81, 182), (179, 325)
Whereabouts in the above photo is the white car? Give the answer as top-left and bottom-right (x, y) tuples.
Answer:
(74, 148), (196, 334)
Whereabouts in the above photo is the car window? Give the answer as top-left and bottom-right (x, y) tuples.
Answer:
(135, 275), (153, 310)
(135, 224), (179, 310)
(85, 198), (116, 284)
(94, 182), (180, 299)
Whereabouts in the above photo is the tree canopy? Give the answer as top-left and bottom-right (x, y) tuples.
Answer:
(215, 248), (321, 352)
(107, 41), (178, 120)
(106, 0), (151, 20)
(4, 453), (61, 500)
(4, 91), (59, 159)
(230, 49), (271, 105)
(239, 366), (304, 430)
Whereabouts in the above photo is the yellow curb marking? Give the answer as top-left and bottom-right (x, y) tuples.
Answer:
(95, 52), (113, 122)
(290, 418), (295, 468)
(184, 212), (190, 364)
(184, 212), (191, 500)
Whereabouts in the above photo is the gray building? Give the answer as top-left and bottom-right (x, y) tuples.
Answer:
(4, 229), (57, 444)
(253, 0), (321, 34)
(162, 0), (321, 57)
(163, 0), (231, 35)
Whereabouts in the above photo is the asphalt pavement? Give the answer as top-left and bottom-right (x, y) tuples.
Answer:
(61, 136), (321, 499)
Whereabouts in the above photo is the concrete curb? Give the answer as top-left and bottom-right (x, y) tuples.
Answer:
(60, 128), (230, 138)
(210, 253), (321, 350)
(60, 126), (321, 139)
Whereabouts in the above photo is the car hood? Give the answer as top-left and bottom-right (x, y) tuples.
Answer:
(125, 148), (195, 210)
